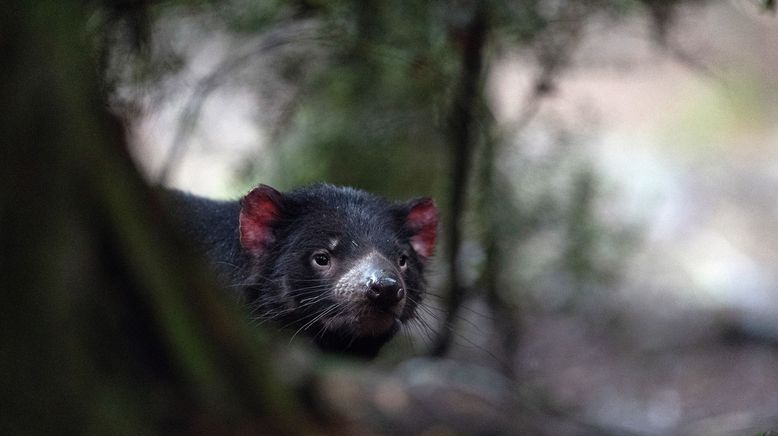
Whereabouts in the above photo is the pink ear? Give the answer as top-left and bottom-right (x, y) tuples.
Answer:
(404, 198), (438, 259)
(239, 184), (283, 256)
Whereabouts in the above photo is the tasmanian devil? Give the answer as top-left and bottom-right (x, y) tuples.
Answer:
(166, 183), (438, 358)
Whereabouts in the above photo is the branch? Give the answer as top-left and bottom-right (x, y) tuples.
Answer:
(155, 19), (325, 185)
(432, 4), (489, 357)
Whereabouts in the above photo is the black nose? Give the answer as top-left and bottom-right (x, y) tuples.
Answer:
(366, 275), (404, 308)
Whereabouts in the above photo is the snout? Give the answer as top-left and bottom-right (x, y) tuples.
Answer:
(330, 251), (407, 336)
(366, 273), (405, 309)
(355, 269), (405, 337)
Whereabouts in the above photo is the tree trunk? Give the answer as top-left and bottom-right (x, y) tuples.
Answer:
(0, 3), (311, 434)
(432, 5), (488, 357)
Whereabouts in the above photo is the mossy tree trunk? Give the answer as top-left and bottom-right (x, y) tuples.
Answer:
(0, 3), (314, 434)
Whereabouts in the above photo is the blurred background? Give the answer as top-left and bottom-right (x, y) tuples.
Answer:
(103, 1), (778, 434)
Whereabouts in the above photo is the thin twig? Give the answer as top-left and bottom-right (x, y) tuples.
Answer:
(155, 19), (326, 185)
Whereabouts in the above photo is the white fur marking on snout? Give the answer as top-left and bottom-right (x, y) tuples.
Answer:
(332, 250), (406, 314)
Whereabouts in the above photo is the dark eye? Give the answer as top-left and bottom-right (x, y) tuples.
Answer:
(312, 252), (330, 267)
(398, 254), (408, 269)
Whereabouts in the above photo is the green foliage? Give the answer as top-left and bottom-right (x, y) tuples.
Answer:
(218, 0), (291, 33)
(260, 1), (458, 199)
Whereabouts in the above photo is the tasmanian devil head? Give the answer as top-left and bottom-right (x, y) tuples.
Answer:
(238, 183), (438, 358)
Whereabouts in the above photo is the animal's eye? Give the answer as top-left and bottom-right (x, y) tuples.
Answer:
(312, 252), (330, 267)
(398, 254), (409, 269)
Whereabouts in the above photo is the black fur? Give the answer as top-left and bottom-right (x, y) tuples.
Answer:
(165, 184), (435, 358)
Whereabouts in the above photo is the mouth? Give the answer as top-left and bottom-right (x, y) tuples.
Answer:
(357, 309), (399, 337)
(314, 312), (402, 357)
(321, 305), (400, 338)
(316, 302), (402, 338)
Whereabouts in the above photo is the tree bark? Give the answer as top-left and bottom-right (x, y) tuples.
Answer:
(432, 5), (489, 357)
(0, 3), (311, 434)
